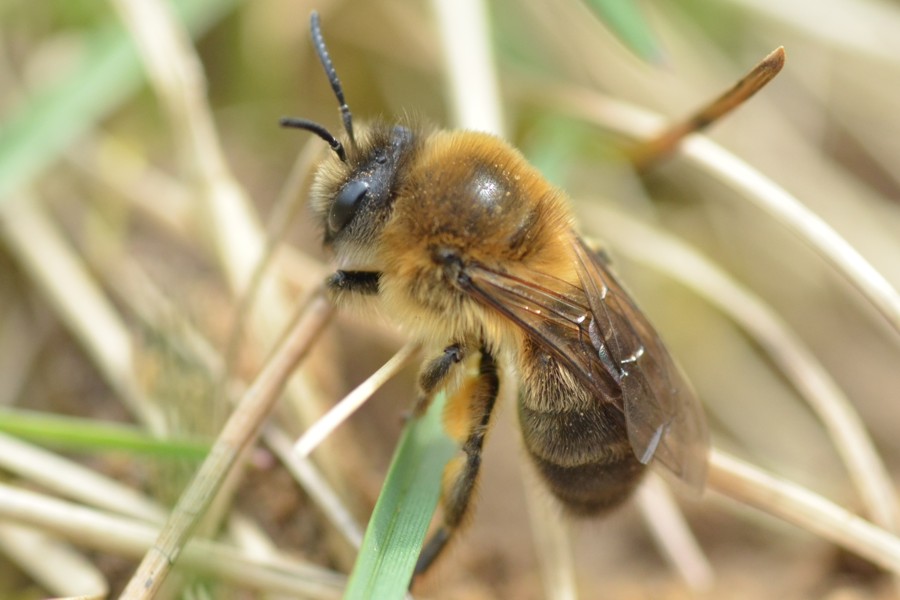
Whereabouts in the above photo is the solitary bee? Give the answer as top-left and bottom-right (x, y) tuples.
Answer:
(283, 12), (709, 575)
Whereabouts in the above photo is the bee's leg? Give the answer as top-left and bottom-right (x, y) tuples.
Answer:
(414, 346), (500, 577)
(325, 270), (380, 297)
(411, 343), (465, 417)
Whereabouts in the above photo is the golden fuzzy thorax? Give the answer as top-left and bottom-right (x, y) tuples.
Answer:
(320, 126), (579, 350)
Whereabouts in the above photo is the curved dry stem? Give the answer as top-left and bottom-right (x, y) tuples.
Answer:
(681, 135), (900, 340)
(531, 83), (900, 340)
(632, 46), (786, 169)
(709, 448), (900, 574)
(586, 206), (900, 534)
(120, 294), (334, 599)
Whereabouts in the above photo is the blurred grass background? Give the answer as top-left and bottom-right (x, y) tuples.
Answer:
(2, 0), (900, 598)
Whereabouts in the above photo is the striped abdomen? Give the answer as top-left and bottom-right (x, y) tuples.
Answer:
(517, 344), (645, 514)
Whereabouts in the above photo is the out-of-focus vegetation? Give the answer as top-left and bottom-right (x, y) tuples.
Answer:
(2, 0), (900, 598)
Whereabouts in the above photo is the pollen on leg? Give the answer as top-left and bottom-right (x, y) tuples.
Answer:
(442, 377), (482, 442)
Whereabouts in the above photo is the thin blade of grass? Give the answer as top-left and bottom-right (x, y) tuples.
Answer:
(580, 0), (662, 63)
(265, 427), (367, 549)
(344, 392), (455, 599)
(0, 408), (208, 459)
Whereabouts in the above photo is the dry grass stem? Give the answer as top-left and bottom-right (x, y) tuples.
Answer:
(121, 294), (333, 599)
(224, 136), (325, 378)
(110, 0), (266, 296)
(82, 3), (361, 587)
(111, 0), (301, 367)
(293, 342), (420, 458)
(680, 135), (900, 340)
(709, 448), (900, 574)
(98, 250), (365, 556)
(587, 206), (900, 534)
(0, 523), (108, 599)
(0, 433), (164, 523)
(110, 3), (351, 516)
(533, 85), (900, 338)
(65, 135), (193, 238)
(0, 196), (166, 434)
(727, 0), (900, 64)
(632, 46), (786, 169)
(430, 0), (505, 135)
(521, 458), (578, 600)
(637, 475), (714, 591)
(265, 426), (366, 549)
(0, 483), (343, 597)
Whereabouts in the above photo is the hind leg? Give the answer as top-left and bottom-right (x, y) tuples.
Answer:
(414, 346), (500, 576)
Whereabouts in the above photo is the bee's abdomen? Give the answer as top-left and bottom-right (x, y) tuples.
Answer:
(518, 403), (645, 514)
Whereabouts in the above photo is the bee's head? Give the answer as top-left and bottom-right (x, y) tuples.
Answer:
(308, 121), (419, 251)
(281, 12), (420, 261)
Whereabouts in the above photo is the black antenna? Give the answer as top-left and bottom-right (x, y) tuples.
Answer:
(279, 117), (347, 162)
(309, 11), (356, 146)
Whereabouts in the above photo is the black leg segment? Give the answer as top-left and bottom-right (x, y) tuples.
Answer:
(325, 270), (381, 296)
(414, 346), (500, 577)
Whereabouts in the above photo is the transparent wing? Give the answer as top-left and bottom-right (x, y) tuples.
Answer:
(463, 237), (708, 491)
(572, 238), (708, 490)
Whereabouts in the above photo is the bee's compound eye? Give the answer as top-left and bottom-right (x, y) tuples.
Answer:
(330, 179), (368, 233)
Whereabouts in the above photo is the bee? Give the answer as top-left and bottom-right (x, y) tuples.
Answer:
(283, 11), (709, 576)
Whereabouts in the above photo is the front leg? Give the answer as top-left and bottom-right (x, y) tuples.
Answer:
(326, 270), (380, 299)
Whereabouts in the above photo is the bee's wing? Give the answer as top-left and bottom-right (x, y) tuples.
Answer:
(464, 238), (708, 491)
(572, 238), (708, 490)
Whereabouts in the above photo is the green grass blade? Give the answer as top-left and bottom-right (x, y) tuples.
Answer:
(580, 0), (662, 63)
(344, 392), (455, 599)
(0, 0), (238, 203)
(0, 407), (209, 459)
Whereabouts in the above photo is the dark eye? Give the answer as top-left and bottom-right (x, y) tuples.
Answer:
(329, 179), (368, 233)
